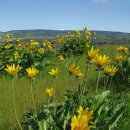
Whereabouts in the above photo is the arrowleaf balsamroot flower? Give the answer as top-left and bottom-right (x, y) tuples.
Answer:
(58, 55), (65, 61)
(48, 68), (60, 77)
(69, 64), (84, 77)
(69, 64), (80, 74)
(88, 46), (99, 59)
(117, 46), (129, 53)
(71, 115), (91, 130)
(93, 54), (111, 67)
(103, 65), (118, 76)
(5, 64), (20, 75)
(26, 67), (39, 78)
(6, 34), (12, 38)
(116, 53), (126, 62)
(77, 106), (93, 120)
(75, 71), (84, 77)
(38, 48), (45, 54)
(45, 87), (55, 97)
(71, 106), (94, 130)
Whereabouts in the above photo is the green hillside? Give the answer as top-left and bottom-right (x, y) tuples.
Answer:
(0, 29), (130, 43)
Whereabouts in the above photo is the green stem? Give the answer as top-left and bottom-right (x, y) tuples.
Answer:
(53, 77), (56, 116)
(53, 78), (56, 104)
(108, 76), (113, 90)
(105, 76), (109, 90)
(48, 96), (50, 106)
(12, 77), (22, 130)
(30, 79), (37, 114)
(96, 70), (101, 93)
(47, 96), (50, 117)
(82, 64), (89, 94)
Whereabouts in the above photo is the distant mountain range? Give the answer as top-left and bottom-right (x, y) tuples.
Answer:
(0, 29), (130, 42)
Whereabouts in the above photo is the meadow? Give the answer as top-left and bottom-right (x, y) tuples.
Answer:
(0, 29), (130, 130)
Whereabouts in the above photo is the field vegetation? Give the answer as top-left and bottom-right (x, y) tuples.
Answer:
(0, 28), (130, 130)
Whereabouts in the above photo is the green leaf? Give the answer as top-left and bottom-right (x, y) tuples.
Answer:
(108, 106), (126, 130)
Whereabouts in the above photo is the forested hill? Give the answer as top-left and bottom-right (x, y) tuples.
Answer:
(0, 29), (130, 42)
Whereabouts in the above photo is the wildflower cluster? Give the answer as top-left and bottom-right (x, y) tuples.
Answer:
(56, 27), (96, 56)
(0, 35), (54, 75)
(87, 46), (118, 77)
(113, 45), (130, 88)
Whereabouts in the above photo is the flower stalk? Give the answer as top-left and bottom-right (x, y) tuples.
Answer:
(96, 70), (101, 93)
(30, 79), (37, 114)
(12, 77), (23, 130)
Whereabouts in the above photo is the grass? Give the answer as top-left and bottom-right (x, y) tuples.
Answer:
(0, 68), (80, 129)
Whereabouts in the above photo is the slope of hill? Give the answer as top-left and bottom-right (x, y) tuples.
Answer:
(0, 30), (130, 42)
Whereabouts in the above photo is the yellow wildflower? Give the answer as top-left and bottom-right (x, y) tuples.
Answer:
(30, 40), (39, 46)
(4, 44), (12, 49)
(58, 37), (65, 43)
(26, 67), (39, 78)
(117, 46), (129, 53)
(116, 54), (126, 62)
(18, 43), (22, 47)
(6, 34), (12, 38)
(123, 47), (129, 53)
(15, 38), (22, 43)
(69, 64), (84, 77)
(85, 31), (91, 39)
(88, 46), (99, 59)
(71, 106), (93, 130)
(45, 87), (55, 97)
(77, 106), (93, 120)
(71, 115), (91, 130)
(94, 54), (111, 66)
(69, 64), (80, 74)
(47, 43), (53, 50)
(89, 58), (97, 64)
(75, 71), (85, 77)
(4, 39), (11, 44)
(75, 30), (81, 35)
(48, 68), (60, 77)
(38, 48), (45, 54)
(75, 30), (82, 38)
(116, 46), (124, 51)
(58, 55), (65, 61)
(14, 52), (20, 60)
(5, 64), (20, 75)
(42, 39), (47, 46)
(103, 65), (118, 76)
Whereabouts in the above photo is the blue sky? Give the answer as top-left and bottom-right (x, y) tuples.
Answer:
(0, 0), (130, 32)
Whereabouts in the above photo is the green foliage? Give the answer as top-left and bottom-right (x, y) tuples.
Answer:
(23, 87), (127, 130)
(113, 48), (130, 90)
(92, 91), (126, 130)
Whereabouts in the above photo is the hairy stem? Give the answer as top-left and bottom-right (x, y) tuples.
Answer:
(30, 79), (37, 114)
(12, 77), (22, 130)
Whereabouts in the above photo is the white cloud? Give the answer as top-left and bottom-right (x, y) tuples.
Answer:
(92, 0), (111, 3)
